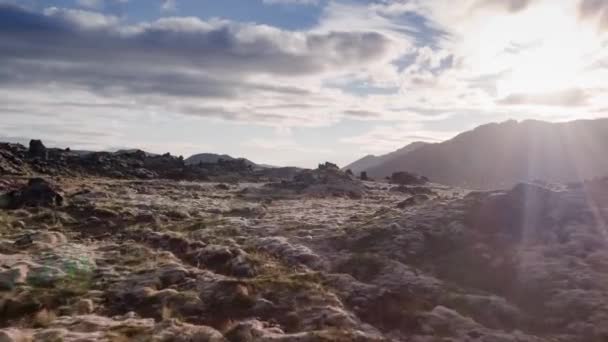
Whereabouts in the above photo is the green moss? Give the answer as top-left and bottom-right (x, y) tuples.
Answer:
(0, 212), (10, 234)
(249, 272), (326, 294)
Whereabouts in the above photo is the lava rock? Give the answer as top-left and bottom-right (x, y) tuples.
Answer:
(28, 140), (48, 160)
(0, 178), (63, 209)
(390, 171), (429, 185)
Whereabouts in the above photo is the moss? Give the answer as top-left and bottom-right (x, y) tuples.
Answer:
(161, 217), (230, 234)
(0, 212), (11, 234)
(119, 245), (158, 268)
(334, 253), (386, 282)
(249, 272), (327, 295)
(243, 251), (291, 277)
(32, 308), (57, 328)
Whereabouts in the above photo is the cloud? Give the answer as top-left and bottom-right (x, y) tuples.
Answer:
(245, 138), (331, 154)
(43, 7), (120, 29)
(0, 4), (402, 129)
(77, 0), (103, 9)
(0, 5), (394, 79)
(2, 0), (608, 165)
(340, 122), (455, 153)
(343, 110), (382, 118)
(580, 0), (605, 17)
(262, 0), (319, 5)
(579, 0), (608, 29)
(76, 0), (129, 10)
(497, 88), (590, 107)
(161, 0), (177, 12)
(474, 0), (535, 13)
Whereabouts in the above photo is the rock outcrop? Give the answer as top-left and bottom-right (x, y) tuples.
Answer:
(390, 171), (429, 185)
(28, 139), (48, 160)
(0, 140), (257, 181)
(0, 178), (63, 209)
(256, 162), (367, 199)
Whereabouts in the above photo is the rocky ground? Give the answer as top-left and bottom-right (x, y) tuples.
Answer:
(1, 160), (608, 341)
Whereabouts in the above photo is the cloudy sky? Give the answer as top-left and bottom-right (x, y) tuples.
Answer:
(1, 0), (608, 167)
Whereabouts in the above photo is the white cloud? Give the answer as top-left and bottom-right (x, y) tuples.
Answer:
(340, 123), (456, 154)
(77, 0), (102, 9)
(262, 0), (318, 5)
(2, 0), (608, 164)
(161, 0), (177, 12)
(43, 7), (120, 29)
(497, 88), (590, 107)
(75, 0), (129, 9)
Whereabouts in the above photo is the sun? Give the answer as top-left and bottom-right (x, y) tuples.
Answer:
(465, 0), (603, 99)
(495, 3), (602, 98)
(497, 40), (582, 96)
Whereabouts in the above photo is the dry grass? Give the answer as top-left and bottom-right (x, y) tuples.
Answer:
(0, 213), (8, 232)
(33, 309), (57, 328)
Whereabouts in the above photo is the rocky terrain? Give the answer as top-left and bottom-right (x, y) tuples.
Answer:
(1, 142), (608, 341)
(0, 140), (288, 183)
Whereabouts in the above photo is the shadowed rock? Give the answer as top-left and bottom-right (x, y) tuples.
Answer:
(0, 178), (63, 210)
(390, 171), (428, 185)
(466, 182), (557, 240)
(28, 140), (48, 160)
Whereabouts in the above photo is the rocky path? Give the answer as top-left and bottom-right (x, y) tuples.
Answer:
(1, 177), (608, 341)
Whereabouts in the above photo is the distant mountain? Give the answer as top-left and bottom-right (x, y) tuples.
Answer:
(114, 149), (158, 157)
(342, 141), (429, 175)
(185, 153), (259, 168)
(360, 118), (608, 189)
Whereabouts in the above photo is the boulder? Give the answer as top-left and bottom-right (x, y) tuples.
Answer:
(360, 171), (369, 181)
(390, 171), (429, 185)
(466, 183), (557, 240)
(264, 164), (366, 199)
(318, 161), (339, 170)
(0, 179), (63, 209)
(28, 140), (48, 160)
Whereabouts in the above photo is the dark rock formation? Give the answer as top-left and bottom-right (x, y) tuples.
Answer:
(0, 140), (257, 181)
(390, 185), (435, 196)
(28, 140), (48, 160)
(360, 171), (369, 181)
(390, 171), (429, 185)
(251, 164), (366, 199)
(318, 161), (339, 170)
(465, 183), (557, 241)
(0, 178), (63, 209)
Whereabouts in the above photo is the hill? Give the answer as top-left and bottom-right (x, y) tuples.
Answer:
(185, 153), (258, 168)
(362, 118), (608, 189)
(342, 141), (429, 175)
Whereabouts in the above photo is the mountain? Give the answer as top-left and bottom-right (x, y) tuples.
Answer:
(342, 141), (429, 175)
(362, 118), (608, 189)
(114, 149), (158, 157)
(185, 153), (259, 168)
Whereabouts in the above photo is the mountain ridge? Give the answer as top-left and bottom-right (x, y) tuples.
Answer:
(342, 141), (429, 175)
(360, 118), (608, 189)
(185, 153), (258, 168)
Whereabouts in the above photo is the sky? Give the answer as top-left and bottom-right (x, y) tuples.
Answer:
(1, 0), (608, 167)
